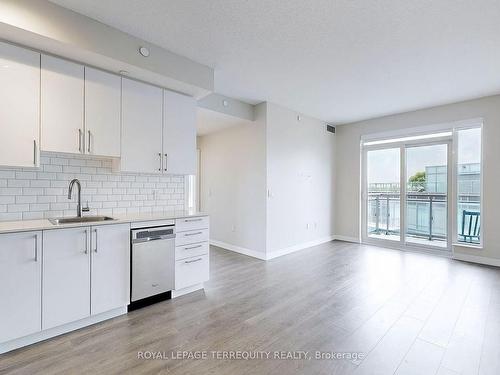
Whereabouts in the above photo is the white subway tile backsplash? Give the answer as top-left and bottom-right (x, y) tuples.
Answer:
(50, 203), (69, 211)
(0, 171), (15, 179)
(45, 188), (64, 195)
(51, 157), (68, 166)
(8, 179), (30, 187)
(8, 204), (30, 212)
(43, 165), (63, 173)
(0, 196), (15, 204)
(1, 188), (23, 195)
(37, 196), (57, 203)
(0, 212), (22, 221)
(16, 171), (37, 179)
(23, 212), (44, 220)
(37, 172), (57, 180)
(22, 188), (43, 195)
(31, 180), (51, 188)
(16, 196), (37, 204)
(0, 152), (186, 221)
(63, 166), (81, 173)
(69, 159), (87, 167)
(30, 203), (50, 211)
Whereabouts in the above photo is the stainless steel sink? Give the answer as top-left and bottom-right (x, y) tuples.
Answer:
(48, 216), (116, 225)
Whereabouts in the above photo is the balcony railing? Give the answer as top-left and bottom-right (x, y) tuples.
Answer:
(367, 191), (480, 243)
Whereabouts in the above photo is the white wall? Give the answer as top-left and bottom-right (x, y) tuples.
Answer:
(198, 102), (336, 259)
(266, 103), (336, 254)
(198, 104), (267, 257)
(335, 94), (500, 261)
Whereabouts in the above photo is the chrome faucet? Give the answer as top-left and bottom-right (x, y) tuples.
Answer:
(68, 179), (89, 217)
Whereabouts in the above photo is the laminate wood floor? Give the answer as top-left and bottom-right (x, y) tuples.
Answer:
(1, 241), (500, 375)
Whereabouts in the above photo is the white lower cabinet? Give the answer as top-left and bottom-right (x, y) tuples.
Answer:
(42, 223), (130, 330)
(175, 255), (209, 290)
(43, 227), (91, 330)
(175, 241), (209, 260)
(90, 224), (130, 315)
(174, 217), (209, 292)
(1, 217), (209, 351)
(0, 232), (42, 343)
(176, 228), (209, 246)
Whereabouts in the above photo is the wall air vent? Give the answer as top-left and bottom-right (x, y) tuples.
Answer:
(326, 124), (335, 134)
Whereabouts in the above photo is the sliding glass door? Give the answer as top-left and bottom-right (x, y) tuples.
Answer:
(405, 143), (449, 248)
(366, 148), (401, 242)
(363, 137), (452, 252)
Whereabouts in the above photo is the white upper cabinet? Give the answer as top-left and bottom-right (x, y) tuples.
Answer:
(163, 90), (197, 175)
(43, 227), (90, 330)
(0, 232), (42, 343)
(0, 42), (40, 168)
(90, 224), (130, 315)
(41, 55), (84, 154)
(84, 67), (121, 157)
(121, 78), (163, 173)
(1, 43), (196, 171)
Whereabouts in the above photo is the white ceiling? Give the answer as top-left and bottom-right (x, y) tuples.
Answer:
(49, 0), (500, 124)
(197, 108), (252, 136)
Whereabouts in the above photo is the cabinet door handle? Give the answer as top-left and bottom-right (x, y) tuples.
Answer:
(94, 228), (98, 253)
(185, 231), (203, 236)
(84, 229), (88, 254)
(87, 130), (91, 154)
(184, 218), (202, 222)
(33, 140), (37, 165)
(158, 152), (162, 171)
(78, 129), (83, 153)
(185, 244), (202, 250)
(34, 234), (38, 262)
(184, 258), (202, 264)
(164, 153), (168, 172)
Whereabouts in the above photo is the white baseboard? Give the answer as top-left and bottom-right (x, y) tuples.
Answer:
(210, 240), (267, 260)
(266, 235), (336, 260)
(0, 307), (127, 354)
(334, 235), (360, 243)
(211, 236), (335, 260)
(172, 284), (204, 298)
(453, 253), (500, 267)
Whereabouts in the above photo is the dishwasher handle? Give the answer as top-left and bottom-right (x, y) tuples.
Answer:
(132, 234), (175, 244)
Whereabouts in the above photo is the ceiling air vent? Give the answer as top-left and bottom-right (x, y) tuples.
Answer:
(326, 124), (335, 134)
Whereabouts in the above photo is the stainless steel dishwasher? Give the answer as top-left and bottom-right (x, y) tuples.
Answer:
(130, 224), (175, 310)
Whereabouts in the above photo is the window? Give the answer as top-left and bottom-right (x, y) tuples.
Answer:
(363, 132), (452, 146)
(456, 127), (482, 245)
(186, 175), (196, 210)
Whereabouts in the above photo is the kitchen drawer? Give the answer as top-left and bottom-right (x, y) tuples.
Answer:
(175, 228), (209, 246)
(175, 241), (209, 261)
(176, 216), (209, 232)
(175, 255), (209, 290)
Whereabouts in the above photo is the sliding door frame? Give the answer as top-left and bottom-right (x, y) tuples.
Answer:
(361, 135), (453, 253)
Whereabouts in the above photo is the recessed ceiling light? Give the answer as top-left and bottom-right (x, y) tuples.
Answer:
(139, 46), (150, 57)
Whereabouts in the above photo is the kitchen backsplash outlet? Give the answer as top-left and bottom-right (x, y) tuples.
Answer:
(0, 152), (185, 221)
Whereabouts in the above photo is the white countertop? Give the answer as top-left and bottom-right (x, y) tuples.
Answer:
(0, 211), (208, 234)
